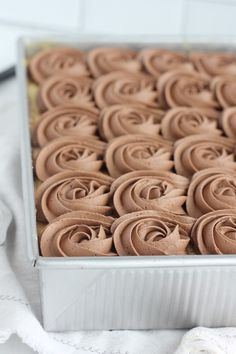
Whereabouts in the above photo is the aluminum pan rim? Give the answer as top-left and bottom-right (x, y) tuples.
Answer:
(18, 34), (236, 269)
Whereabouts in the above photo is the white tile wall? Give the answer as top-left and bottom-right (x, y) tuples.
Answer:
(0, 0), (80, 30)
(184, 0), (236, 36)
(81, 0), (185, 35)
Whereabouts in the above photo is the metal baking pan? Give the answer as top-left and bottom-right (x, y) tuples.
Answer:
(18, 35), (236, 331)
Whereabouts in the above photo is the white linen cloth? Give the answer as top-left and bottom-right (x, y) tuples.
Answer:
(0, 78), (236, 354)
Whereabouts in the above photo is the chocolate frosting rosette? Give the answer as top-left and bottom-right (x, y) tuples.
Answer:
(220, 107), (236, 139)
(35, 171), (114, 222)
(186, 168), (236, 218)
(98, 104), (164, 141)
(158, 69), (219, 109)
(161, 107), (221, 141)
(211, 75), (236, 108)
(138, 48), (191, 77)
(87, 47), (141, 78)
(191, 209), (236, 255)
(190, 52), (236, 77)
(93, 71), (158, 109)
(105, 134), (174, 178)
(29, 47), (89, 84)
(33, 105), (99, 147)
(112, 170), (189, 216)
(35, 136), (106, 181)
(111, 210), (195, 256)
(37, 75), (94, 112)
(174, 134), (236, 178)
(40, 211), (116, 257)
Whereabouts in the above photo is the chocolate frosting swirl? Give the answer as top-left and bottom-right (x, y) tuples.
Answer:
(35, 136), (106, 181)
(174, 134), (236, 178)
(93, 71), (158, 109)
(36, 171), (114, 222)
(112, 170), (189, 216)
(40, 211), (115, 257)
(33, 105), (99, 147)
(111, 210), (194, 256)
(190, 52), (236, 77)
(105, 134), (174, 178)
(37, 75), (94, 112)
(29, 47), (89, 84)
(139, 48), (191, 77)
(98, 104), (164, 141)
(87, 47), (141, 78)
(186, 168), (236, 218)
(191, 209), (236, 255)
(211, 75), (236, 108)
(220, 107), (236, 138)
(161, 107), (221, 141)
(158, 69), (219, 109)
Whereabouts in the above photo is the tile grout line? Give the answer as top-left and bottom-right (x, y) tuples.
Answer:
(0, 18), (75, 33)
(180, 0), (189, 41)
(77, 0), (86, 33)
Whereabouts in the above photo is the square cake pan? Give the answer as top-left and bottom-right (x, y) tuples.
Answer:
(18, 35), (236, 331)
